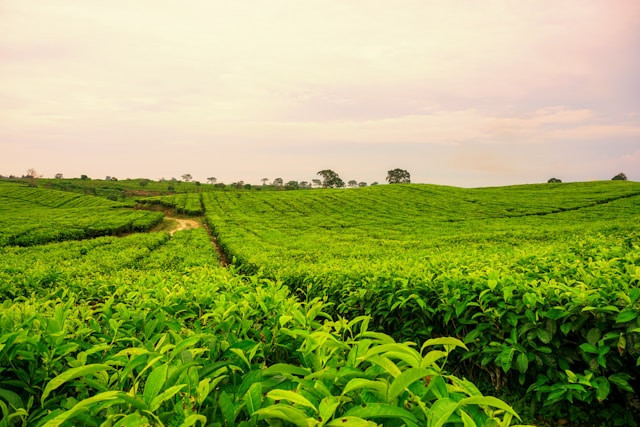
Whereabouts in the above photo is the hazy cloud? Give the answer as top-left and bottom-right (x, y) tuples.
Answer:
(1, 0), (639, 185)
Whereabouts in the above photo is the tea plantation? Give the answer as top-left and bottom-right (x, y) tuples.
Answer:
(1, 180), (639, 425)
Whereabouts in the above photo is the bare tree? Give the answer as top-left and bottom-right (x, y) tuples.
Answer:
(26, 168), (41, 178)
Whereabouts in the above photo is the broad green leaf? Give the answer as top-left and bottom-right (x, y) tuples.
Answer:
(149, 384), (185, 411)
(326, 417), (377, 426)
(362, 344), (421, 367)
(421, 337), (468, 352)
(143, 363), (168, 404)
(342, 378), (387, 396)
(254, 405), (312, 427)
(579, 343), (598, 354)
(460, 410), (477, 427)
(366, 356), (401, 378)
(586, 328), (601, 345)
(457, 395), (520, 419)
(0, 388), (24, 409)
(219, 391), (236, 426)
(388, 368), (430, 401)
(319, 396), (340, 424)
(536, 329), (552, 344)
(500, 348), (515, 373)
(42, 391), (122, 426)
(262, 364), (310, 377)
(181, 414), (208, 427)
(515, 353), (528, 374)
(112, 412), (149, 427)
(616, 310), (638, 323)
(343, 403), (419, 424)
(266, 389), (317, 411)
(244, 382), (262, 415)
(430, 398), (458, 427)
(42, 364), (111, 403)
(596, 377), (610, 402)
(609, 373), (634, 392)
(420, 350), (448, 368)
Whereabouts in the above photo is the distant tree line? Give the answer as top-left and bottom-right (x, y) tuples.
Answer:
(547, 173), (628, 184)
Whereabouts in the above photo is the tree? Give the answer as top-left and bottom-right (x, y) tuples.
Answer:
(261, 178), (269, 186)
(317, 169), (345, 188)
(80, 174), (89, 180)
(358, 182), (367, 187)
(285, 180), (299, 190)
(547, 177), (562, 183)
(612, 172), (627, 181)
(181, 174), (192, 182)
(207, 177), (217, 185)
(26, 168), (41, 179)
(371, 182), (379, 186)
(139, 179), (150, 187)
(273, 177), (284, 187)
(55, 173), (63, 179)
(299, 181), (309, 189)
(348, 180), (358, 188)
(386, 168), (410, 184)
(311, 179), (322, 188)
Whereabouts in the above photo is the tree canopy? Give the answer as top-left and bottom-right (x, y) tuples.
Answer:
(386, 168), (410, 184)
(317, 170), (345, 188)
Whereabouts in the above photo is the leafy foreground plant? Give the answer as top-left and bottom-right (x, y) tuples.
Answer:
(0, 293), (520, 426)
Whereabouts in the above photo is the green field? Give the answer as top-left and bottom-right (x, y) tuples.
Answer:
(1, 180), (639, 425)
(0, 183), (163, 247)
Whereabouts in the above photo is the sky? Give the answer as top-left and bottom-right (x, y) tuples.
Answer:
(1, 1), (639, 187)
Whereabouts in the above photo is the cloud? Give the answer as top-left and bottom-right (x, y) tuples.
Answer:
(1, 1), (639, 185)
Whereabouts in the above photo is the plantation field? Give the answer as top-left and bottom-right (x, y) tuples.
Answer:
(137, 193), (204, 216)
(0, 228), (514, 426)
(0, 182), (163, 246)
(2, 180), (640, 425)
(203, 182), (640, 423)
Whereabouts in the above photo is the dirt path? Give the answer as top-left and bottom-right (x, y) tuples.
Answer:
(166, 217), (201, 235)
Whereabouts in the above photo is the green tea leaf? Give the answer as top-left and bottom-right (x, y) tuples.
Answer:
(421, 337), (468, 352)
(319, 396), (340, 424)
(254, 405), (312, 427)
(42, 391), (122, 426)
(149, 384), (185, 411)
(343, 403), (419, 424)
(266, 389), (317, 411)
(244, 382), (262, 415)
(616, 310), (638, 324)
(42, 364), (111, 404)
(326, 416), (377, 426)
(596, 377), (611, 402)
(500, 347), (515, 373)
(457, 395), (520, 419)
(388, 368), (430, 401)
(342, 378), (387, 396)
(219, 391), (236, 426)
(143, 363), (168, 405)
(515, 353), (528, 374)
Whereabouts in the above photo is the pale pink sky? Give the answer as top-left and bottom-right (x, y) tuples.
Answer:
(1, 1), (639, 185)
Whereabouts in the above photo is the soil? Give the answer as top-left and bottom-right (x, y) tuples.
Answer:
(166, 217), (200, 235)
